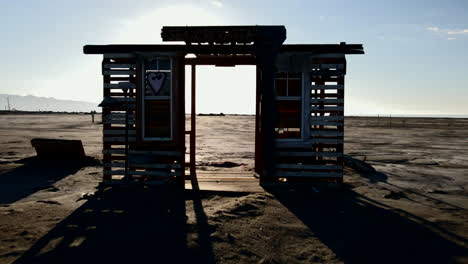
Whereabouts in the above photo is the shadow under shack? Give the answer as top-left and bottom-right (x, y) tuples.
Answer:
(12, 184), (221, 264)
(9, 157), (468, 264)
(0, 156), (100, 204)
(262, 157), (467, 263)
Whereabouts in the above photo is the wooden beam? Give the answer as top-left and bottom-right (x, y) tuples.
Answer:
(161, 26), (261, 43)
(190, 64), (196, 175)
(184, 55), (256, 66)
(84, 44), (364, 55)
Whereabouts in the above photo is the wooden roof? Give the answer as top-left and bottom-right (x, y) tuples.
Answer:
(84, 25), (364, 55)
(83, 43), (364, 55)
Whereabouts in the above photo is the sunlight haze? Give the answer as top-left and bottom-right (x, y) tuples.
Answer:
(1, 0), (467, 116)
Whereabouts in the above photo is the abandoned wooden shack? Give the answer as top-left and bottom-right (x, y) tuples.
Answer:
(83, 25), (364, 185)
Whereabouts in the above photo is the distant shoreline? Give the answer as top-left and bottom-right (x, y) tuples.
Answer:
(0, 110), (97, 115)
(0, 110), (466, 119)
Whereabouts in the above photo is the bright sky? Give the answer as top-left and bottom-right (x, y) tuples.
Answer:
(1, 0), (467, 116)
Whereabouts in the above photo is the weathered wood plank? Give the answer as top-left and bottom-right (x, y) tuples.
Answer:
(103, 63), (137, 69)
(103, 113), (136, 120)
(131, 163), (181, 169)
(309, 131), (344, 136)
(103, 129), (137, 136)
(276, 141), (313, 148)
(275, 96), (301, 101)
(302, 68), (311, 140)
(310, 99), (344, 104)
(103, 70), (137, 76)
(277, 151), (343, 157)
(129, 150), (182, 157)
(103, 113), (136, 118)
(310, 70), (344, 78)
(104, 53), (135, 58)
(310, 106), (344, 111)
(103, 170), (182, 177)
(103, 97), (136, 103)
(310, 116), (344, 121)
(311, 85), (344, 90)
(103, 137), (137, 143)
(310, 64), (345, 69)
(104, 162), (181, 169)
(276, 164), (343, 170)
(310, 121), (343, 126)
(276, 171), (342, 177)
(310, 93), (340, 98)
(105, 105), (137, 110)
(309, 138), (343, 144)
(103, 149), (182, 157)
(102, 119), (136, 125)
(104, 82), (136, 89)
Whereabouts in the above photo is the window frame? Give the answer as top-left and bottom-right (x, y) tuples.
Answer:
(141, 57), (173, 141)
(274, 72), (304, 142)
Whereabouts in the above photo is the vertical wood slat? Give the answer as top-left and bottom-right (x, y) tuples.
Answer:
(135, 56), (143, 144)
(190, 64), (196, 175)
(102, 57), (112, 180)
(302, 67), (311, 141)
(176, 55), (186, 184)
(336, 74), (345, 178)
(101, 54), (138, 181)
(317, 79), (325, 162)
(255, 66), (263, 175)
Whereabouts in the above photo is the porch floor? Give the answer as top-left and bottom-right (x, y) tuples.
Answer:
(185, 172), (262, 192)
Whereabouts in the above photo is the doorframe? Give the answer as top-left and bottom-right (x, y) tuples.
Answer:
(184, 59), (261, 178)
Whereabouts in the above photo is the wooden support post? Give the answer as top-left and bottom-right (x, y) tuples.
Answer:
(102, 57), (112, 181)
(302, 70), (311, 142)
(259, 63), (276, 180)
(254, 27), (286, 182)
(255, 66), (263, 174)
(190, 64), (196, 175)
(318, 79), (325, 162)
(337, 76), (345, 182)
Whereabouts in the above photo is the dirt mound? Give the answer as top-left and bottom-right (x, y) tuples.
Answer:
(212, 193), (271, 219)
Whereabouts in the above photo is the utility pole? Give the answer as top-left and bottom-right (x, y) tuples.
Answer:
(6, 97), (10, 111)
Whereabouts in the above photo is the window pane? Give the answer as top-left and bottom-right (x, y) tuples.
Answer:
(288, 79), (301, 96)
(159, 59), (171, 70)
(275, 72), (287, 78)
(145, 60), (158, 71)
(275, 100), (301, 139)
(275, 79), (287, 96)
(288, 72), (301, 78)
(145, 71), (171, 96)
(145, 100), (171, 138)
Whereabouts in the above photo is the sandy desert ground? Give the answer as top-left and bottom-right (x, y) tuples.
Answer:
(0, 114), (467, 263)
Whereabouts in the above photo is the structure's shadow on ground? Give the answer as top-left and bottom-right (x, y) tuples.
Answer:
(264, 185), (468, 264)
(0, 156), (98, 204)
(345, 155), (466, 210)
(13, 184), (218, 264)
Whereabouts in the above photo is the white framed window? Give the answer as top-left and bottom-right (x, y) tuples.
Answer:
(274, 72), (303, 141)
(141, 57), (173, 141)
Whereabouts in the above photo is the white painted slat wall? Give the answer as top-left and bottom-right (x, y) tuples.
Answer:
(310, 106), (344, 111)
(104, 83), (136, 89)
(103, 70), (137, 75)
(311, 85), (344, 90)
(103, 63), (137, 69)
(310, 99), (344, 104)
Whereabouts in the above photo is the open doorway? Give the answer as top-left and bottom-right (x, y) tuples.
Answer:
(185, 65), (257, 177)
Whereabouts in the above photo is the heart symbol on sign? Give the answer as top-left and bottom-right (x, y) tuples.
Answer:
(147, 72), (167, 95)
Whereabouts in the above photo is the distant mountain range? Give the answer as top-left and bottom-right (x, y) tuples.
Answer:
(0, 94), (100, 112)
